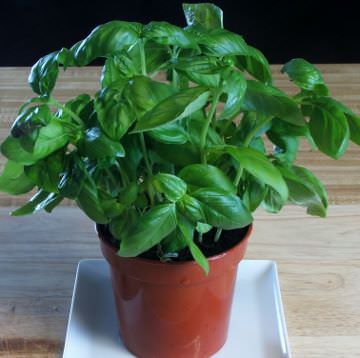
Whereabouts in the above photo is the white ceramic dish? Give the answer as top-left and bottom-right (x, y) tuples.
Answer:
(63, 259), (291, 358)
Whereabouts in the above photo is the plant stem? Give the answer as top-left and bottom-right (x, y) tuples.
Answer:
(139, 133), (155, 205)
(200, 91), (221, 163)
(50, 97), (84, 126)
(215, 116), (272, 242)
(139, 39), (147, 76)
(140, 133), (152, 176)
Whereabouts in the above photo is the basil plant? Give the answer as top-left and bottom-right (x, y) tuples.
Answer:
(1, 3), (359, 273)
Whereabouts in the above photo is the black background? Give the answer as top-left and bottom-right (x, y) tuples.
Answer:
(1, 0), (359, 66)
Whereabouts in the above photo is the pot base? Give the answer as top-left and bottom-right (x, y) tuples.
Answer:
(63, 259), (291, 358)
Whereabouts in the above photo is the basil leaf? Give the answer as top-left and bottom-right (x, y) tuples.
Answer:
(243, 80), (305, 126)
(242, 174), (267, 212)
(198, 29), (248, 57)
(71, 21), (142, 66)
(347, 112), (360, 145)
(76, 179), (109, 224)
(11, 190), (57, 216)
(177, 194), (205, 222)
(278, 165), (328, 217)
(213, 145), (288, 201)
(0, 161), (34, 195)
(179, 164), (235, 193)
(261, 187), (285, 213)
(1, 136), (37, 165)
(101, 54), (138, 86)
(174, 56), (220, 74)
(24, 150), (64, 192)
(183, 3), (223, 30)
(119, 204), (177, 257)
(282, 58), (329, 95)
(148, 121), (189, 144)
(32, 120), (69, 159)
(79, 127), (125, 160)
(177, 213), (209, 275)
(11, 105), (52, 138)
(125, 75), (175, 116)
(192, 188), (252, 230)
(219, 71), (247, 120)
(132, 86), (210, 132)
(309, 97), (350, 159)
(152, 173), (187, 202)
(236, 45), (272, 84)
(144, 21), (198, 49)
(28, 48), (68, 96)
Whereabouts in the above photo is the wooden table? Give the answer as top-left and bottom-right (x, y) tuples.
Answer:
(1, 66), (360, 357)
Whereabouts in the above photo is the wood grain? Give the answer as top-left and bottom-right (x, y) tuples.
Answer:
(0, 205), (359, 357)
(0, 65), (360, 358)
(1, 65), (360, 206)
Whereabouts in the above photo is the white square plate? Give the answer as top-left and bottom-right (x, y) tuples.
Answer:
(63, 260), (291, 358)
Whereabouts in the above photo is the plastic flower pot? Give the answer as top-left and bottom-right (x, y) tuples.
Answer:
(97, 224), (253, 358)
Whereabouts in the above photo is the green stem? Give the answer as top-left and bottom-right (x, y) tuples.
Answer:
(200, 91), (221, 163)
(140, 133), (152, 176)
(139, 133), (155, 205)
(139, 39), (147, 76)
(215, 116), (272, 242)
(50, 98), (84, 126)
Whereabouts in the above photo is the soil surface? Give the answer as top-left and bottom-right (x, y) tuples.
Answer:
(99, 224), (250, 262)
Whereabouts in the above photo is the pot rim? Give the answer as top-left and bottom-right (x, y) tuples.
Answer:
(96, 223), (253, 268)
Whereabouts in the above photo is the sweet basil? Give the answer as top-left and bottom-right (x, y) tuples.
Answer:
(1, 3), (358, 273)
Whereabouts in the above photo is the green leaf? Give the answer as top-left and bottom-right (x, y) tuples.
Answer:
(261, 186), (285, 213)
(183, 3), (223, 30)
(109, 208), (138, 240)
(0, 161), (34, 195)
(95, 87), (135, 141)
(125, 75), (175, 116)
(71, 21), (141, 66)
(309, 97), (350, 159)
(179, 164), (235, 193)
(242, 174), (267, 212)
(162, 228), (188, 253)
(213, 145), (288, 201)
(79, 127), (125, 160)
(192, 188), (253, 230)
(148, 121), (189, 144)
(152, 173), (187, 202)
(24, 150), (64, 192)
(236, 45), (272, 84)
(1, 136), (37, 165)
(219, 71), (247, 120)
(347, 112), (360, 145)
(76, 179), (109, 224)
(177, 194), (205, 222)
(282, 58), (329, 95)
(174, 56), (220, 74)
(101, 53), (138, 86)
(28, 48), (68, 95)
(11, 105), (52, 138)
(132, 86), (210, 132)
(198, 29), (248, 57)
(278, 165), (328, 217)
(196, 222), (212, 234)
(32, 120), (69, 159)
(243, 80), (305, 126)
(178, 214), (209, 275)
(119, 204), (177, 257)
(11, 190), (58, 216)
(144, 21), (198, 49)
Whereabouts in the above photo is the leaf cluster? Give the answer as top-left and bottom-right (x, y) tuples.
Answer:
(1, 3), (359, 273)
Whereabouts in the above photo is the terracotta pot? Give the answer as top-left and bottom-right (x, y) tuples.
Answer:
(98, 224), (253, 358)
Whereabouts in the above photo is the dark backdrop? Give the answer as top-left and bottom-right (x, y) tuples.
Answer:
(1, 0), (359, 66)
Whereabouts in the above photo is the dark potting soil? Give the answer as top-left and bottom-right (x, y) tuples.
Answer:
(98, 224), (250, 262)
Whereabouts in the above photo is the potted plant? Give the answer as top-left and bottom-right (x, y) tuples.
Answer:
(1, 2), (359, 357)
